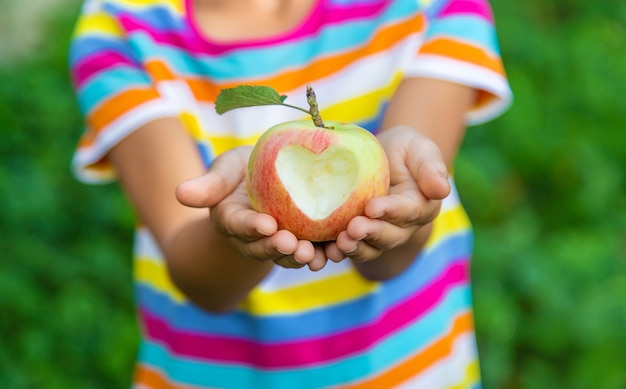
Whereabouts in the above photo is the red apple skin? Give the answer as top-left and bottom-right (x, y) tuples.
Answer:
(246, 120), (390, 242)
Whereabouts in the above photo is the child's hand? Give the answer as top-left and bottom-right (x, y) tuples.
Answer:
(325, 126), (450, 263)
(176, 146), (328, 271)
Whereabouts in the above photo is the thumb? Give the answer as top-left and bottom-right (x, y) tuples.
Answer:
(416, 161), (450, 200)
(408, 137), (450, 200)
(176, 146), (252, 208)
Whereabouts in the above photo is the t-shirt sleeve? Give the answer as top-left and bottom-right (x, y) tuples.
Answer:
(69, 0), (177, 184)
(407, 0), (513, 124)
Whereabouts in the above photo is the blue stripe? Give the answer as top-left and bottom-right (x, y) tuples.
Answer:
(124, 0), (418, 81)
(69, 36), (134, 66)
(77, 67), (152, 115)
(136, 231), (472, 342)
(356, 103), (387, 134)
(426, 15), (500, 55)
(138, 285), (473, 388)
(104, 1), (187, 33)
(196, 141), (214, 169)
(424, 0), (453, 19)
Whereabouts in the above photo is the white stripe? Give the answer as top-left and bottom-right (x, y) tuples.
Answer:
(156, 79), (202, 114)
(441, 178), (461, 213)
(72, 99), (177, 183)
(256, 259), (353, 293)
(407, 55), (513, 125)
(298, 35), (423, 117)
(132, 222), (355, 293)
(81, 0), (102, 15)
(395, 332), (479, 389)
(195, 35), (425, 138)
(134, 227), (165, 262)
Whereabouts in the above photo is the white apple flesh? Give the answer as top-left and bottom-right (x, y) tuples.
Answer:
(246, 120), (390, 242)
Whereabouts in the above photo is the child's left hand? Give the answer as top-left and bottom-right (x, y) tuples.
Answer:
(324, 125), (451, 264)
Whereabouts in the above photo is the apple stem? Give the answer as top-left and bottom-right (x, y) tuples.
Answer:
(306, 84), (326, 128)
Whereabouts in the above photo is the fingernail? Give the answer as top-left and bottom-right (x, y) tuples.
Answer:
(276, 247), (290, 255)
(369, 210), (384, 219)
(345, 244), (358, 255)
(257, 227), (273, 236)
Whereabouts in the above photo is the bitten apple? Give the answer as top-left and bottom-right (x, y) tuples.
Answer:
(246, 119), (390, 242)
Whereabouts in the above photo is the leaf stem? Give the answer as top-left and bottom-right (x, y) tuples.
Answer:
(306, 84), (326, 128)
(280, 103), (313, 116)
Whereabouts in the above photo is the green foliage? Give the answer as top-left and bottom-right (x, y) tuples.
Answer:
(0, 5), (137, 389)
(457, 1), (626, 388)
(1, 0), (625, 388)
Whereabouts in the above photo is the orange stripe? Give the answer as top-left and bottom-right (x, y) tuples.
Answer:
(145, 59), (178, 81)
(420, 37), (505, 76)
(132, 313), (472, 389)
(148, 13), (426, 103)
(80, 88), (162, 147)
(79, 14), (425, 147)
(257, 13), (426, 96)
(134, 364), (196, 389)
(344, 311), (475, 388)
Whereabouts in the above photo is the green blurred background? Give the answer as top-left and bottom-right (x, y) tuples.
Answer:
(1, 0), (625, 387)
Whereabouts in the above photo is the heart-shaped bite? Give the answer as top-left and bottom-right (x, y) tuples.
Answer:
(275, 145), (358, 220)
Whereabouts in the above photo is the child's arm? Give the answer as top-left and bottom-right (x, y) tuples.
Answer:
(325, 77), (476, 280)
(107, 117), (325, 313)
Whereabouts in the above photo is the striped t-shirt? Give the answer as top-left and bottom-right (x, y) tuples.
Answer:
(69, 0), (512, 387)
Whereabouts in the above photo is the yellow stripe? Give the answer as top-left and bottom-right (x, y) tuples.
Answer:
(179, 111), (205, 142)
(320, 73), (403, 124)
(135, 256), (187, 302)
(133, 204), (470, 312)
(182, 113), (258, 157)
(74, 12), (123, 37)
(448, 360), (481, 389)
(180, 112), (262, 157)
(135, 255), (378, 315)
(111, 0), (183, 13)
(204, 133), (260, 156)
(243, 270), (379, 316)
(426, 204), (471, 249)
(74, 1), (183, 39)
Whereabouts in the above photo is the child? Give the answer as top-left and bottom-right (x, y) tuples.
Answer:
(70, 0), (512, 387)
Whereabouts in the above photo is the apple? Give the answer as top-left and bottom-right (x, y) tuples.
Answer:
(246, 119), (390, 242)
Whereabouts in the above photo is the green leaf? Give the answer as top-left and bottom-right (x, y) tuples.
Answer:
(215, 85), (288, 114)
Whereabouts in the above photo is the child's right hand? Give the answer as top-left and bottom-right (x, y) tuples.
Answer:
(176, 146), (329, 271)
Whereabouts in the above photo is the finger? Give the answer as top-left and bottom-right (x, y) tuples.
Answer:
(324, 242), (346, 263)
(215, 207), (278, 241)
(407, 138), (450, 200)
(335, 230), (383, 263)
(292, 240), (317, 265)
(364, 191), (442, 228)
(306, 246), (329, 271)
(274, 241), (327, 270)
(176, 147), (251, 208)
(273, 256), (307, 269)
(272, 239), (313, 269)
(342, 216), (415, 252)
(415, 161), (450, 200)
(240, 229), (300, 262)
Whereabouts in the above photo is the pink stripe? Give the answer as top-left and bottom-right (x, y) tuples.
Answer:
(438, 0), (494, 22)
(73, 51), (138, 87)
(114, 0), (388, 56)
(141, 260), (470, 368)
(326, 3), (389, 25)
